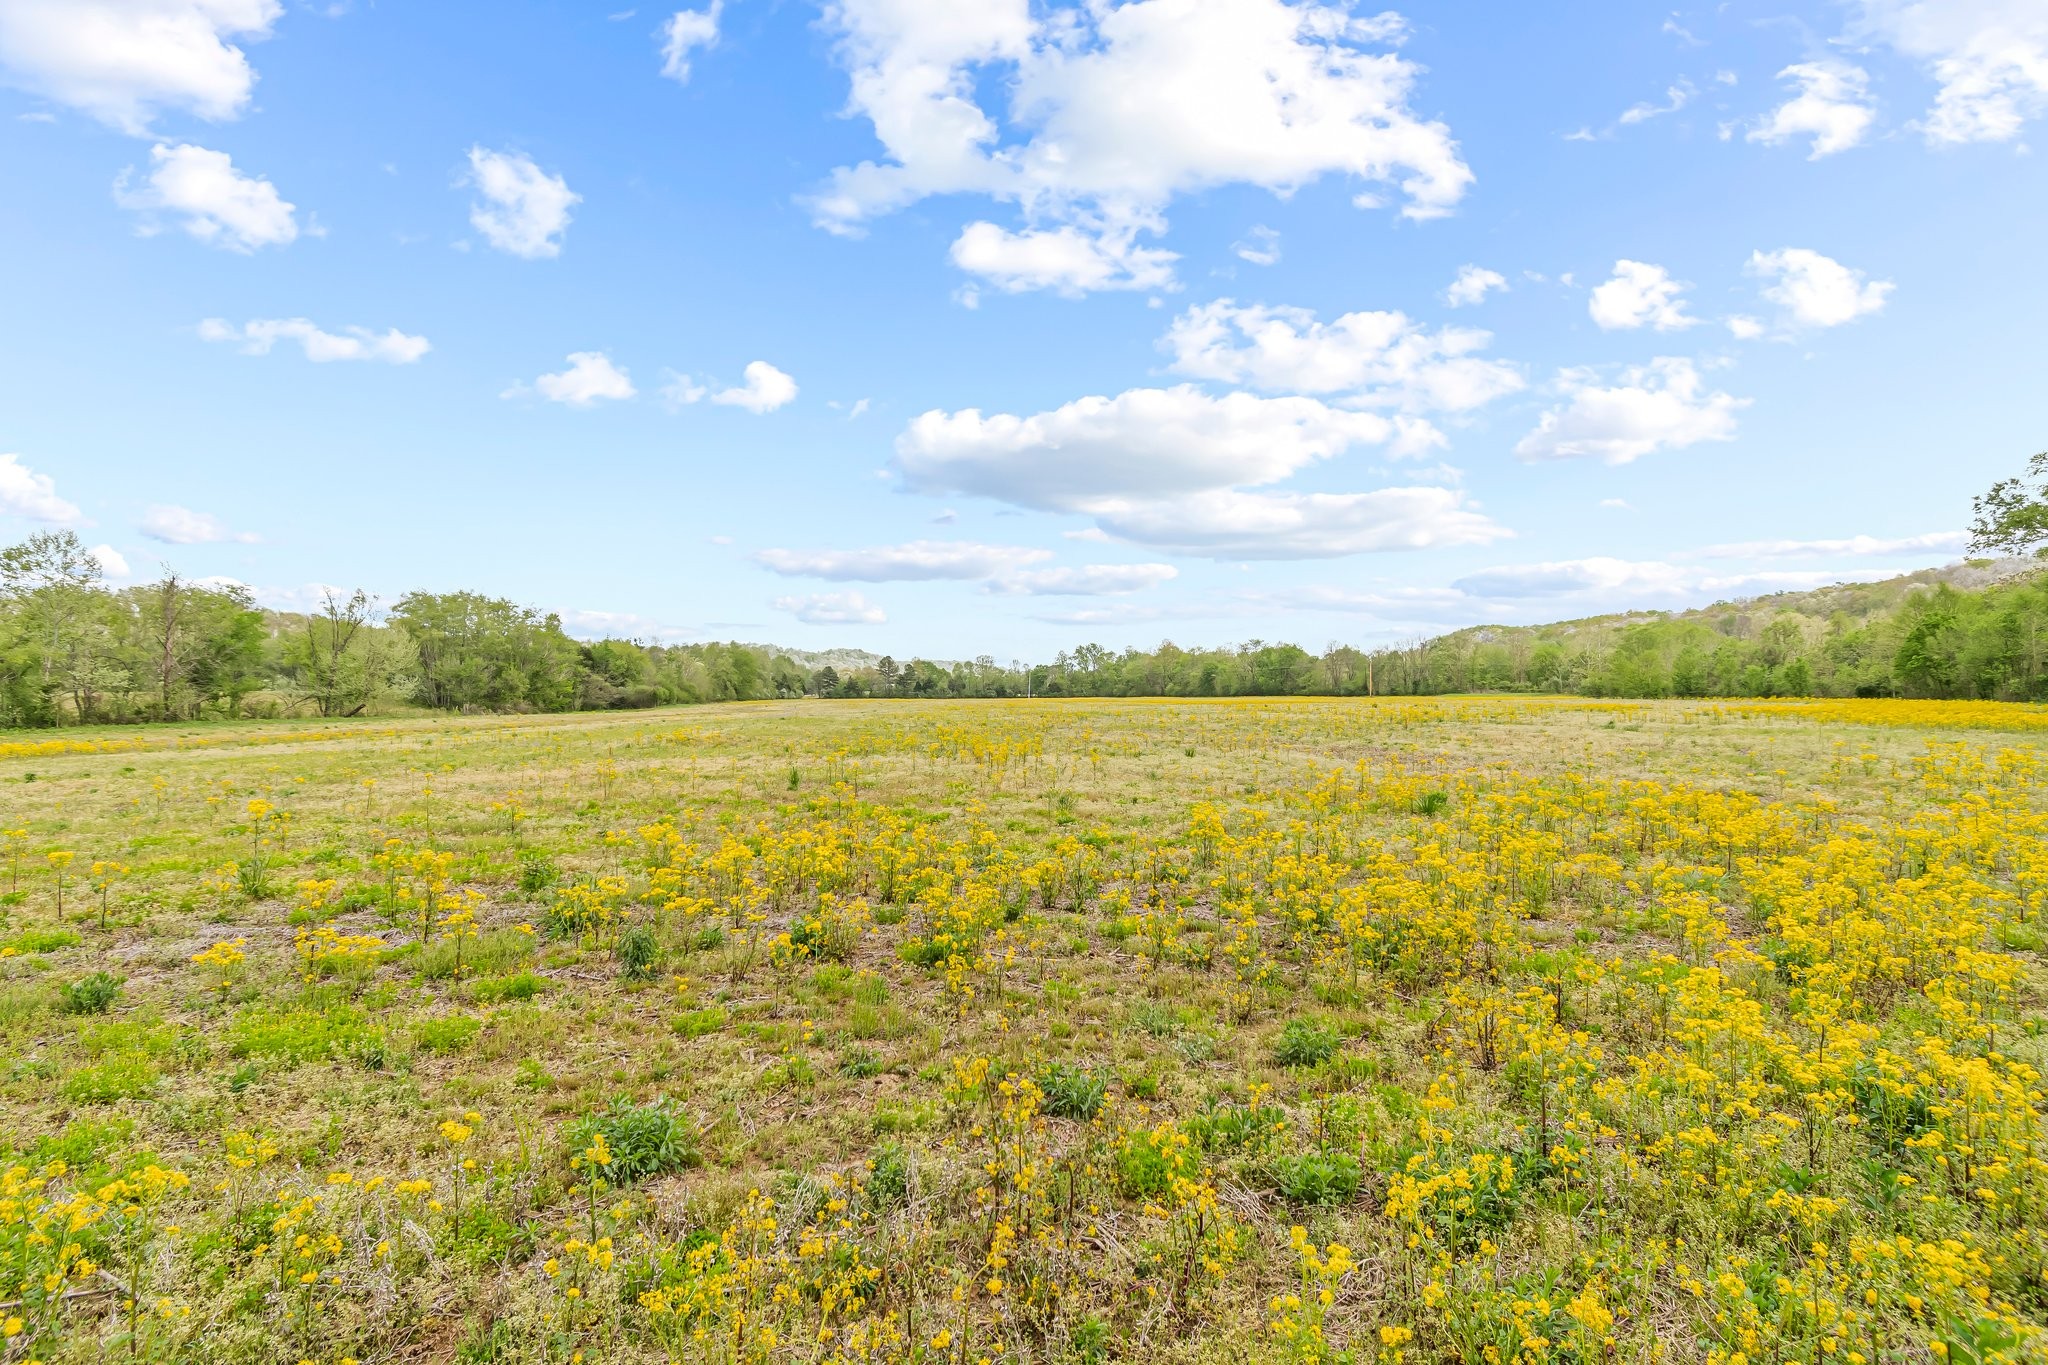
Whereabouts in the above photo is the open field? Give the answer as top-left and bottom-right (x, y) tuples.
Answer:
(2, 697), (2045, 1365)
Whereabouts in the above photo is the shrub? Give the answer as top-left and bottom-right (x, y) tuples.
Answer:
(866, 1140), (909, 1206)
(1274, 1017), (1341, 1068)
(1267, 1151), (1361, 1205)
(616, 925), (660, 980)
(58, 972), (122, 1015)
(1038, 1062), (1109, 1119)
(518, 850), (559, 895)
(566, 1097), (698, 1183)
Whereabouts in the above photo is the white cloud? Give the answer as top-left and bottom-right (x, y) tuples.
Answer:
(813, 0), (1470, 293)
(1161, 300), (1522, 413)
(0, 0), (280, 134)
(950, 219), (1177, 295)
(1587, 260), (1696, 331)
(0, 453), (82, 523)
(1620, 79), (1695, 124)
(86, 544), (131, 578)
(140, 503), (257, 544)
(1454, 556), (1901, 602)
(658, 1), (721, 83)
(198, 317), (430, 363)
(114, 142), (296, 251)
(711, 361), (797, 413)
(755, 540), (1050, 581)
(1747, 247), (1894, 328)
(775, 590), (886, 625)
(1725, 314), (1766, 340)
(1748, 62), (1876, 158)
(1598, 497), (1633, 510)
(1092, 487), (1507, 560)
(508, 352), (636, 406)
(560, 608), (699, 642)
(991, 563), (1179, 595)
(898, 385), (1424, 512)
(1699, 531), (1965, 559)
(464, 147), (578, 259)
(1442, 264), (1507, 307)
(1850, 0), (2048, 144)
(1514, 358), (1747, 464)
(1232, 225), (1281, 266)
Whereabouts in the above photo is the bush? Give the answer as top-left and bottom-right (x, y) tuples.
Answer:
(518, 850), (559, 895)
(1274, 1017), (1341, 1068)
(616, 925), (660, 980)
(566, 1097), (698, 1183)
(866, 1140), (909, 1206)
(1038, 1062), (1108, 1119)
(1267, 1150), (1361, 1205)
(59, 972), (122, 1015)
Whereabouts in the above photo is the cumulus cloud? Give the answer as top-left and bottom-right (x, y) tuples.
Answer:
(0, 453), (82, 523)
(812, 0), (1470, 292)
(1442, 264), (1507, 307)
(1850, 0), (2048, 144)
(1747, 248), (1894, 328)
(87, 544), (132, 579)
(0, 0), (280, 134)
(658, 2), (721, 82)
(1748, 62), (1877, 158)
(897, 385), (1424, 513)
(464, 147), (578, 259)
(1587, 259), (1696, 331)
(1161, 299), (1522, 413)
(951, 219), (1178, 295)
(712, 361), (797, 413)
(1698, 531), (1965, 559)
(1093, 487), (1506, 560)
(506, 352), (636, 406)
(198, 317), (430, 363)
(140, 503), (257, 544)
(754, 540), (1051, 581)
(1514, 358), (1747, 464)
(990, 563), (1179, 595)
(775, 590), (886, 625)
(1232, 225), (1281, 266)
(115, 142), (297, 251)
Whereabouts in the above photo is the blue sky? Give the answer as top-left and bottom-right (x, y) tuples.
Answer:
(1, 0), (2043, 659)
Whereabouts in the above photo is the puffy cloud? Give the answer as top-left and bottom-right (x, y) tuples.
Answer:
(1747, 248), (1894, 328)
(659, 1), (721, 83)
(140, 503), (257, 544)
(897, 385), (1421, 512)
(712, 361), (797, 413)
(560, 608), (699, 642)
(464, 147), (578, 259)
(1748, 62), (1876, 158)
(1514, 358), (1747, 465)
(1850, 0), (2048, 144)
(1161, 299), (1521, 412)
(775, 590), (886, 625)
(507, 352), (636, 406)
(114, 142), (297, 251)
(950, 219), (1177, 295)
(813, 0), (1470, 292)
(87, 544), (131, 578)
(0, 453), (82, 523)
(1442, 264), (1507, 307)
(1699, 531), (1965, 559)
(991, 563), (1179, 594)
(1232, 225), (1281, 266)
(1092, 487), (1507, 560)
(755, 540), (1050, 581)
(198, 317), (430, 363)
(0, 0), (279, 134)
(1725, 314), (1767, 340)
(1587, 259), (1696, 331)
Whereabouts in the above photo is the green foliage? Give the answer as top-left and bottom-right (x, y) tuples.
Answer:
(230, 1004), (373, 1065)
(566, 1097), (698, 1183)
(673, 1005), (728, 1038)
(470, 970), (546, 1004)
(57, 971), (121, 1014)
(615, 924), (660, 980)
(1266, 1150), (1362, 1205)
(63, 1055), (160, 1104)
(416, 1015), (483, 1053)
(1037, 1061), (1108, 1119)
(1273, 1017), (1341, 1068)
(517, 850), (559, 895)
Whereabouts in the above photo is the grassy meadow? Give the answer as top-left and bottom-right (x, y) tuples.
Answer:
(1, 697), (2045, 1365)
